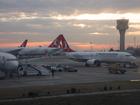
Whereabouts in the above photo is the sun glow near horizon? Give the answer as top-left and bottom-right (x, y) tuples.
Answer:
(0, 41), (117, 51)
(51, 13), (140, 23)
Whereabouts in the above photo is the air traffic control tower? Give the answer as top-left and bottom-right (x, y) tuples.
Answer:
(116, 19), (129, 51)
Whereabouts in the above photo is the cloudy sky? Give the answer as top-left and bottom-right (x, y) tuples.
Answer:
(0, 0), (140, 51)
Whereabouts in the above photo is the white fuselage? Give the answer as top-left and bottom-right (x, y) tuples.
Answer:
(18, 47), (61, 57)
(0, 48), (20, 52)
(66, 51), (136, 64)
(0, 47), (22, 55)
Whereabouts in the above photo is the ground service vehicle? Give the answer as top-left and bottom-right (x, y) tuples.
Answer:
(108, 63), (126, 74)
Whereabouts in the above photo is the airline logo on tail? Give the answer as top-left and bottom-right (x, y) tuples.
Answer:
(20, 39), (28, 47)
(49, 34), (74, 52)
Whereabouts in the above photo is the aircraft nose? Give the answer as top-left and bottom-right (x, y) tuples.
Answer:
(6, 60), (19, 71)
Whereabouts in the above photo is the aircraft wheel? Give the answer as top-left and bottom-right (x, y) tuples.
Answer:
(95, 60), (101, 67)
(85, 63), (89, 67)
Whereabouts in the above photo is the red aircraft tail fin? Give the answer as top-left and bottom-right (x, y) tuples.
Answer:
(49, 34), (75, 52)
(20, 39), (28, 47)
(49, 35), (61, 48)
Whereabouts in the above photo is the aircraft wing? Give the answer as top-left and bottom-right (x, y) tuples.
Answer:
(7, 48), (22, 56)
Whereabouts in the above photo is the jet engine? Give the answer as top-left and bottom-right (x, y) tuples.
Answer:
(85, 59), (101, 67)
(0, 52), (19, 78)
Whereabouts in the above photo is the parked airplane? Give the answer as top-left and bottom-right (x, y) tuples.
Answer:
(17, 40), (62, 58)
(50, 34), (136, 66)
(66, 51), (136, 66)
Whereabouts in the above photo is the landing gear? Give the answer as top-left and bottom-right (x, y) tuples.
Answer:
(85, 63), (89, 67)
(94, 60), (101, 67)
(85, 60), (101, 67)
(129, 62), (138, 68)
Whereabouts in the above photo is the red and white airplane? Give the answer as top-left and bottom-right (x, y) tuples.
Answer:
(18, 39), (62, 58)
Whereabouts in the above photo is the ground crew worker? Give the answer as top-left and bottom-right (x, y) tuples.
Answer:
(51, 69), (54, 77)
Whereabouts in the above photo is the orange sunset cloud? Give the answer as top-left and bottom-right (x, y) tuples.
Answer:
(0, 41), (50, 48)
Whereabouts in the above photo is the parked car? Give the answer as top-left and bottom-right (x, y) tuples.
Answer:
(63, 66), (78, 72)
